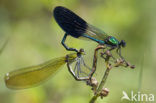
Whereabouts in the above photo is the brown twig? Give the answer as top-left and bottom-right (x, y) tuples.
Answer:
(89, 49), (112, 103)
(88, 45), (135, 103)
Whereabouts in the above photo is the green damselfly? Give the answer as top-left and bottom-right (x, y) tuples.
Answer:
(53, 6), (126, 63)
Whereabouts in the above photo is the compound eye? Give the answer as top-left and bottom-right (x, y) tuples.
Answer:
(121, 40), (126, 47)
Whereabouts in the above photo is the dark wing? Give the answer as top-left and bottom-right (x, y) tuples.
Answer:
(53, 6), (87, 38)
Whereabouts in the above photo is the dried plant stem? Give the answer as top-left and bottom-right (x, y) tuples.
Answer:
(89, 68), (111, 103)
(97, 67), (110, 93)
(89, 94), (99, 103)
(88, 45), (135, 103)
(89, 51), (111, 103)
(89, 69), (110, 103)
(97, 53), (110, 94)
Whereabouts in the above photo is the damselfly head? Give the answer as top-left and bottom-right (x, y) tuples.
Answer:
(119, 40), (126, 48)
(77, 48), (85, 57)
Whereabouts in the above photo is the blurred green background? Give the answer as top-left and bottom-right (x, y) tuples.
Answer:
(0, 0), (156, 103)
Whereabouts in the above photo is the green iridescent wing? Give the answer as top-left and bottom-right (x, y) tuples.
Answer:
(5, 53), (78, 89)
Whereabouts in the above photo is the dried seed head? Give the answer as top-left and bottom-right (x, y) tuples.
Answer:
(119, 58), (124, 63)
(105, 50), (111, 56)
(91, 77), (98, 87)
(116, 59), (120, 64)
(100, 88), (109, 98)
(108, 64), (112, 69)
(130, 65), (135, 69)
(86, 77), (98, 94)
(86, 77), (98, 87)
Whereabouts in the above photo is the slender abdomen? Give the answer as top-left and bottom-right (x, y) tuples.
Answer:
(53, 6), (87, 38)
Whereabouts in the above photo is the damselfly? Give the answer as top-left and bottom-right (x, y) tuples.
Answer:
(53, 6), (126, 63)
(4, 50), (91, 89)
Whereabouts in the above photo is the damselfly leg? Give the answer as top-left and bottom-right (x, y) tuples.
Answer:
(61, 33), (78, 52)
(66, 49), (92, 81)
(101, 46), (116, 61)
(116, 47), (130, 66)
(116, 48), (135, 68)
